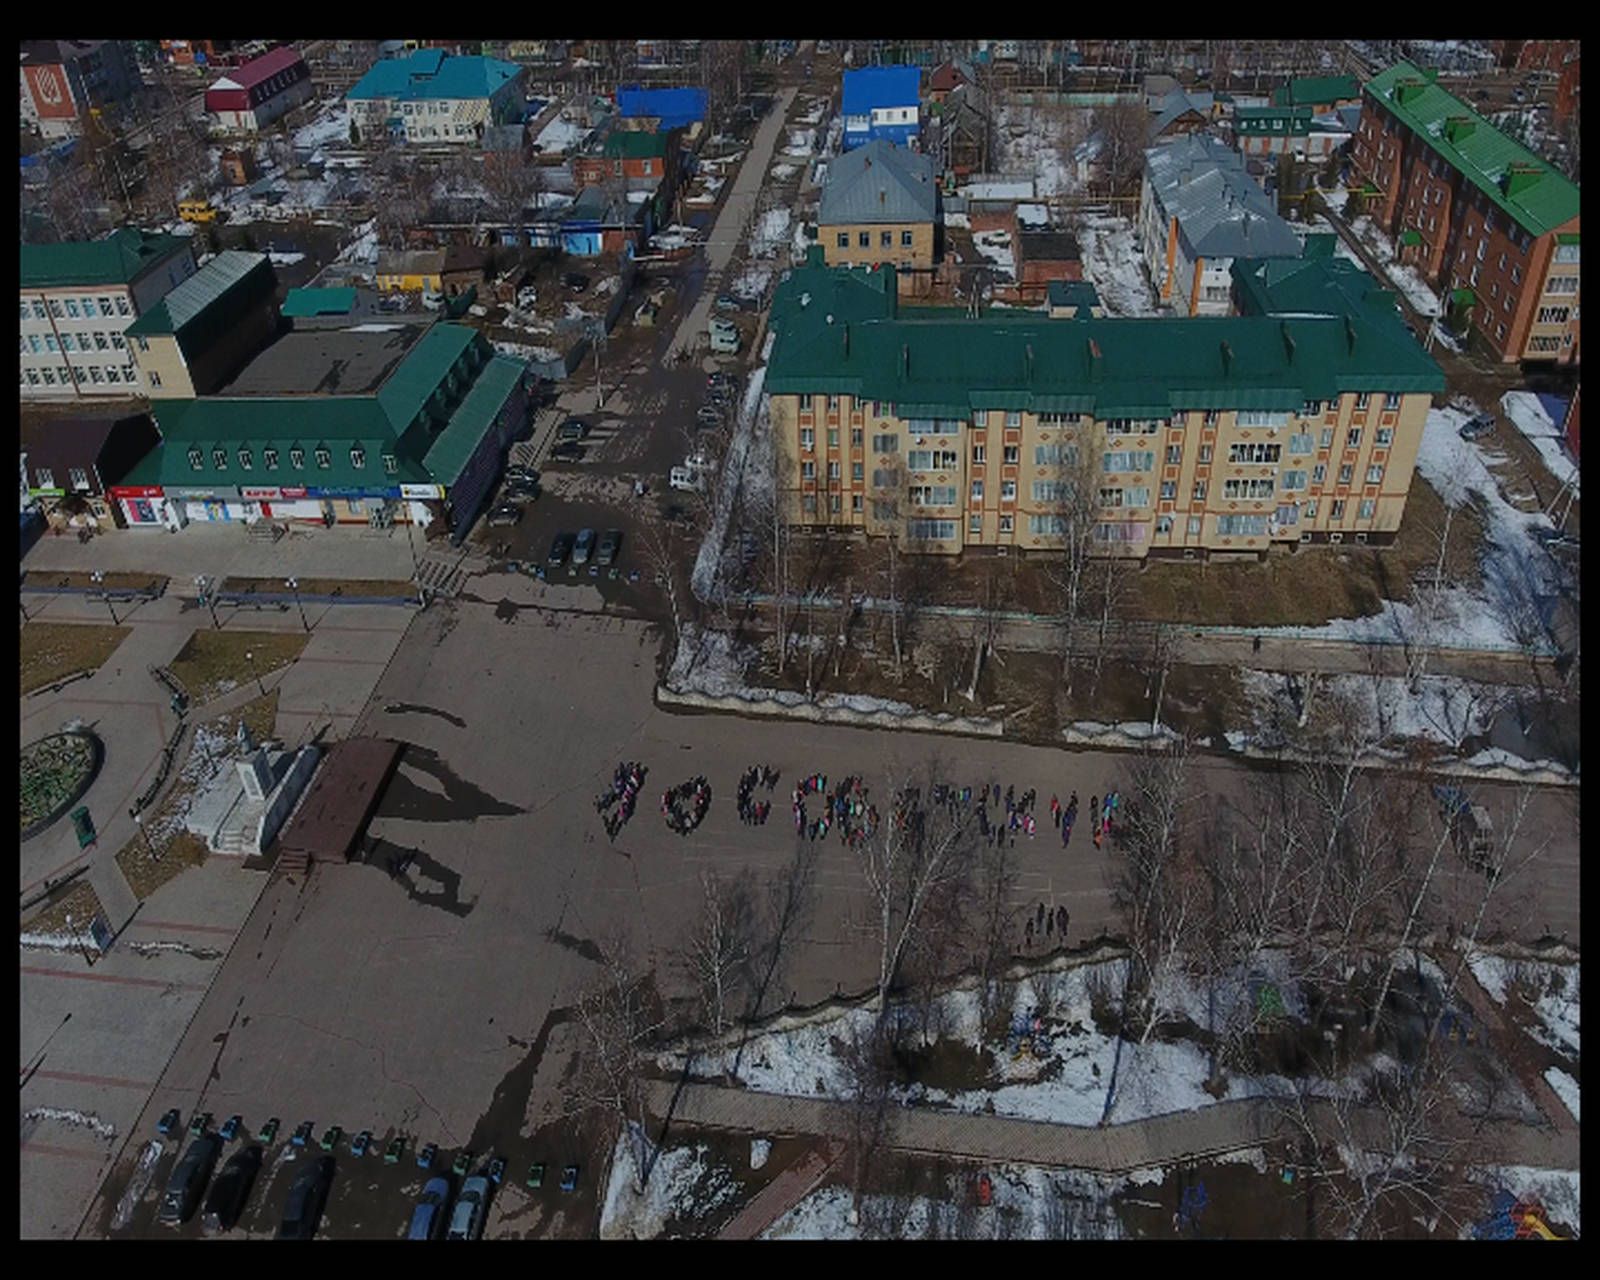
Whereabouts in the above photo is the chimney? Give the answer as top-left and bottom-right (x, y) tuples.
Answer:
(902, 343), (910, 376)
(1025, 342), (1034, 383)
(1281, 321), (1295, 364)
(1344, 314), (1358, 354)
(1220, 339), (1233, 374)
(880, 187), (886, 205)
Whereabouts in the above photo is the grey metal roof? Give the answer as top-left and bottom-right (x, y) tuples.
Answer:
(1147, 88), (1214, 141)
(818, 139), (937, 227)
(1144, 134), (1302, 262)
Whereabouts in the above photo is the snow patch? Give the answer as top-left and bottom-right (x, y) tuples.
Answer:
(24, 1106), (117, 1140)
(599, 1129), (741, 1239)
(1500, 391), (1579, 494)
(1544, 1068), (1579, 1124)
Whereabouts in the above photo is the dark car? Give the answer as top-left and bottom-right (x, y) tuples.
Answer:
(1531, 525), (1578, 552)
(550, 441), (586, 462)
(555, 419), (588, 443)
(547, 532), (575, 565)
(202, 1145), (263, 1234)
(277, 1155), (336, 1239)
(505, 464), (540, 485)
(159, 1134), (222, 1226)
(446, 1175), (491, 1240)
(408, 1175), (452, 1240)
(714, 293), (740, 312)
(596, 530), (622, 566)
(1458, 414), (1496, 441)
(572, 528), (597, 565)
(487, 503), (522, 527)
(503, 480), (540, 502)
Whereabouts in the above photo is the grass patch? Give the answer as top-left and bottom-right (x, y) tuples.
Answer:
(221, 576), (416, 598)
(23, 879), (106, 938)
(166, 630), (309, 704)
(21, 570), (168, 593)
(114, 690), (279, 901)
(20, 622), (132, 695)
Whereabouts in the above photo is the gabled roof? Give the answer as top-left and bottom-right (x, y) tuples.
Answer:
(1230, 254), (1417, 350)
(616, 85), (707, 129)
(347, 50), (522, 104)
(928, 59), (975, 93)
(125, 251), (274, 341)
(376, 249), (447, 278)
(1364, 61), (1580, 236)
(1144, 134), (1302, 261)
(1148, 88), (1213, 141)
(208, 45), (304, 94)
(19, 414), (150, 477)
(819, 140), (937, 226)
(422, 354), (526, 483)
(20, 228), (192, 290)
(842, 65), (921, 116)
(1271, 74), (1361, 108)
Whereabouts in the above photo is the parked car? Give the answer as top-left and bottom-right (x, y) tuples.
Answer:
(503, 481), (540, 502)
(556, 419), (588, 443)
(201, 1145), (263, 1234)
(1531, 525), (1579, 552)
(277, 1156), (336, 1239)
(408, 1176), (452, 1240)
(159, 1134), (222, 1226)
(596, 530), (622, 566)
(560, 1164), (580, 1192)
(715, 293), (740, 312)
(487, 503), (522, 527)
(219, 1115), (242, 1143)
(547, 532), (575, 565)
(550, 441), (586, 462)
(446, 1175), (491, 1239)
(572, 528), (597, 565)
(505, 463), (540, 485)
(697, 406), (725, 426)
(1458, 414), (1495, 441)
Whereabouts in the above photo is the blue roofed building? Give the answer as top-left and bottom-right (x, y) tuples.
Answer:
(841, 65), (922, 150)
(346, 48), (525, 146)
(616, 85), (707, 134)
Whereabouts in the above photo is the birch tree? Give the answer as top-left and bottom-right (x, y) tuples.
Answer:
(1041, 428), (1102, 694)
(678, 869), (756, 1039)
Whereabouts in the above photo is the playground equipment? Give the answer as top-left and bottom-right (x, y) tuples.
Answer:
(1474, 1191), (1565, 1240)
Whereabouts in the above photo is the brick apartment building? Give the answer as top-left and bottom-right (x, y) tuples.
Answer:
(1351, 62), (1580, 366)
(765, 250), (1443, 561)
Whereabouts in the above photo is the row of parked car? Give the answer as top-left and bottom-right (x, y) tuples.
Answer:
(547, 527), (621, 567)
(158, 1134), (332, 1238)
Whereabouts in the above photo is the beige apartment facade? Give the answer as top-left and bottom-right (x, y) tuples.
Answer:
(820, 221), (936, 270)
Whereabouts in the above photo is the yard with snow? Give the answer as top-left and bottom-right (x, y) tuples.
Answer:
(1075, 213), (1159, 316)
(1500, 392), (1579, 494)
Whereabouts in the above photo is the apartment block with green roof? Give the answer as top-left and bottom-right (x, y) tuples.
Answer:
(20, 228), (197, 400)
(1352, 61), (1580, 365)
(765, 252), (1443, 560)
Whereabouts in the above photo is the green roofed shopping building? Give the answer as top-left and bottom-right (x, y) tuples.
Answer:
(109, 319), (535, 541)
(765, 249), (1443, 559)
(1352, 61), (1580, 365)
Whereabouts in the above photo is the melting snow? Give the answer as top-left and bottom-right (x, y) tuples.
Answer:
(1500, 391), (1579, 494)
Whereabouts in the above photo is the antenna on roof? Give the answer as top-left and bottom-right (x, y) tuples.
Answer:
(1220, 340), (1233, 374)
(1025, 343), (1034, 382)
(843, 322), (849, 358)
(1344, 313), (1357, 354)
(1281, 322), (1295, 364)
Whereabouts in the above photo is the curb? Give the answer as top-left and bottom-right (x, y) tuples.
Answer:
(656, 683), (1003, 737)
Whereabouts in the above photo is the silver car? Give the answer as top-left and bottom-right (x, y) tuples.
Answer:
(446, 1175), (490, 1240)
(572, 528), (596, 565)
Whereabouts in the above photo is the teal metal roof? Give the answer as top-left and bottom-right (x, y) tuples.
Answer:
(422, 355), (526, 483)
(377, 323), (479, 435)
(282, 287), (358, 318)
(347, 50), (522, 104)
(21, 228), (192, 290)
(125, 252), (273, 340)
(767, 258), (1444, 416)
(1271, 74), (1361, 108)
(1364, 61), (1580, 236)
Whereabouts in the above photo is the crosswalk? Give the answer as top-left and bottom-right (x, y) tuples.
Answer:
(414, 555), (465, 600)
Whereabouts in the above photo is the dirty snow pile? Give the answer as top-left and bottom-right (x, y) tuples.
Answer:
(972, 229), (1016, 279)
(667, 624), (760, 698)
(783, 128), (818, 157)
(1342, 216), (1441, 317)
(292, 102), (351, 151)
(770, 162), (799, 181)
(1465, 953), (1580, 1060)
(1076, 214), (1159, 316)
(1235, 667), (1510, 752)
(649, 225), (700, 251)
(1016, 203), (1050, 227)
(23, 1107), (117, 1140)
(600, 1130), (741, 1239)
(267, 251), (306, 266)
(993, 101), (1083, 197)
(690, 360), (770, 601)
(492, 340), (562, 364)
(1500, 392), (1579, 494)
(730, 264), (773, 300)
(1544, 1068), (1580, 1124)
(750, 207), (793, 258)
(19, 931), (89, 953)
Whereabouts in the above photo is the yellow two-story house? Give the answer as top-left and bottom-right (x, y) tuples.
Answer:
(818, 139), (938, 272)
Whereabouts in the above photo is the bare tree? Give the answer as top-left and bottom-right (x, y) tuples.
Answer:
(838, 1014), (896, 1223)
(1086, 552), (1130, 698)
(1091, 98), (1149, 198)
(678, 869), (756, 1040)
(637, 518), (688, 669)
(963, 559), (1010, 703)
(972, 817), (1020, 1041)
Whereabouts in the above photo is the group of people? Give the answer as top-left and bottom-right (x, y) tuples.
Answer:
(596, 760), (648, 840)
(662, 775), (712, 835)
(969, 783), (1041, 846)
(1022, 902), (1071, 949)
(737, 765), (779, 825)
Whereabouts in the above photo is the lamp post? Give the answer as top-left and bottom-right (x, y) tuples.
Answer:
(285, 577), (309, 632)
(133, 808), (159, 861)
(245, 649), (265, 697)
(402, 507), (423, 604)
(64, 912), (95, 966)
(194, 574), (219, 629)
(90, 571), (118, 625)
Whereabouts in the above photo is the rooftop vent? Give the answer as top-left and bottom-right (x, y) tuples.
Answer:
(1281, 322), (1295, 364)
(1343, 313), (1358, 355)
(1444, 116), (1475, 145)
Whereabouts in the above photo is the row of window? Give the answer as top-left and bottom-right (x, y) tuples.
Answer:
(835, 230), (917, 250)
(801, 396), (1402, 427)
(186, 445), (398, 474)
(839, 428), (1391, 468)
(22, 330), (127, 355)
(813, 495), (1382, 533)
(28, 467), (91, 491)
(21, 294), (133, 321)
(22, 364), (135, 387)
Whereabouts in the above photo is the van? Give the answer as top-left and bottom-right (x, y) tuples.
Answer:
(709, 317), (740, 354)
(178, 198), (219, 225)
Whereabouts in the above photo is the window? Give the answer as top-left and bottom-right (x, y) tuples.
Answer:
(1346, 428), (1361, 448)
(799, 394), (813, 411)
(239, 449), (253, 471)
(1554, 242), (1580, 265)
(1496, 323), (1507, 340)
(859, 232), (870, 247)
(973, 410), (987, 427)
(1029, 514), (1066, 535)
(1338, 463), (1353, 484)
(1039, 412), (1080, 425)
(314, 447), (332, 469)
(908, 418), (963, 435)
(971, 479), (984, 502)
(1223, 478), (1276, 499)
(852, 461), (863, 482)
(1319, 427), (1334, 449)
(1125, 486), (1150, 507)
(1383, 392), (1401, 411)
(827, 428), (839, 448)
(872, 433), (898, 453)
(1203, 411), (1220, 427)
(32, 301), (45, 320)
(1280, 470), (1307, 491)
(68, 467), (89, 490)
(998, 479), (1017, 501)
(1354, 393), (1370, 410)
(801, 461), (816, 480)
(1187, 515), (1203, 535)
(1512, 266), (1521, 284)
(1235, 410), (1289, 428)
(970, 513), (983, 534)
(350, 447), (366, 469)
(803, 494), (818, 514)
(1303, 499), (1318, 520)
(28, 334), (41, 353)
(1358, 498), (1376, 520)
(1375, 427), (1393, 446)
(44, 334), (58, 353)
(148, 370), (161, 388)
(1274, 503), (1299, 527)
(25, 370), (38, 385)
(1537, 305), (1571, 324)
(829, 494), (842, 513)
(94, 332), (108, 350)
(998, 514), (1014, 534)
(1192, 480), (1207, 501)
(1099, 487), (1124, 508)
(901, 230), (913, 247)
(111, 333), (125, 350)
(852, 494), (863, 512)
(1156, 515), (1174, 534)
(1032, 481), (1072, 502)
(61, 333), (76, 352)
(1096, 522), (1146, 544)
(1103, 449), (1155, 471)
(972, 443), (987, 464)
(264, 448), (280, 469)
(1366, 464), (1384, 484)
(871, 468), (899, 488)
(827, 460), (841, 481)
(1287, 432), (1312, 455)
(290, 447), (305, 469)
(1330, 498), (1346, 519)
(1216, 513), (1268, 536)
(1227, 442), (1281, 464)
(65, 298), (80, 318)
(1005, 411), (1021, 428)
(35, 468), (54, 488)
(881, 231), (893, 248)
(850, 427), (863, 446)
(1159, 480), (1176, 501)
(909, 484), (957, 506)
(136, 336), (149, 352)
(1528, 335), (1562, 353)
(800, 427), (814, 450)
(1165, 444), (1182, 465)
(1034, 443), (1076, 466)
(827, 395), (840, 411)
(1312, 462), (1326, 485)
(81, 297), (97, 318)
(188, 447), (204, 470)
(1003, 444), (1019, 465)
(1198, 444), (1212, 464)
(906, 519), (957, 540)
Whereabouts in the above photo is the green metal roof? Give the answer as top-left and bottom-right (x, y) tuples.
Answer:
(282, 287), (358, 318)
(378, 323), (480, 436)
(603, 130), (669, 159)
(422, 355), (525, 484)
(1364, 61), (1580, 237)
(125, 252), (275, 342)
(1229, 255), (1418, 350)
(767, 258), (1443, 417)
(20, 228), (192, 290)
(1271, 75), (1361, 109)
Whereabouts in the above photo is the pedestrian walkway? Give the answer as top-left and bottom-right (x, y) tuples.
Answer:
(717, 1139), (843, 1239)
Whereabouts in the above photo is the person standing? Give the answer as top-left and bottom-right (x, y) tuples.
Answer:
(1050, 794), (1061, 827)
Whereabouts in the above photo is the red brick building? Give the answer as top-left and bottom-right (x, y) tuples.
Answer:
(1351, 62), (1580, 366)
(1490, 40), (1580, 74)
(1555, 50), (1580, 127)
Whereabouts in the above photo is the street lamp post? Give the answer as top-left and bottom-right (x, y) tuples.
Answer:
(64, 913), (95, 966)
(245, 649), (265, 697)
(133, 808), (158, 861)
(90, 571), (118, 625)
(195, 575), (219, 629)
(285, 578), (309, 633)
(402, 509), (424, 604)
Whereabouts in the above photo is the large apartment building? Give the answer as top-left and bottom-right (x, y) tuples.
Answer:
(20, 229), (198, 400)
(1351, 62), (1580, 366)
(766, 251), (1444, 560)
